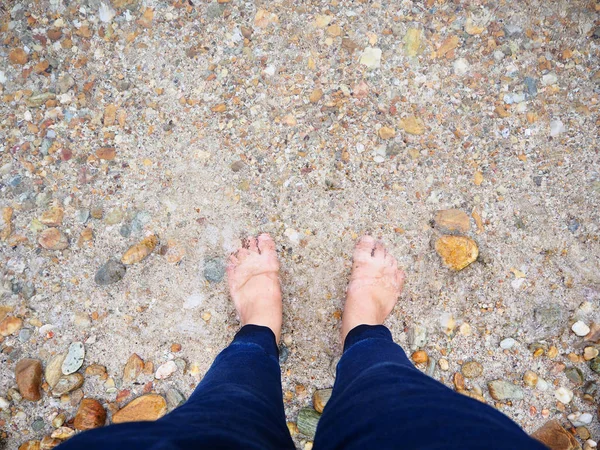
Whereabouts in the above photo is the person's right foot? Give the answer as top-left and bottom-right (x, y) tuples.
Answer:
(341, 236), (405, 342)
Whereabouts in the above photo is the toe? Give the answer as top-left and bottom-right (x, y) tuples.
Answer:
(356, 235), (375, 250)
(247, 236), (259, 253)
(373, 241), (386, 259)
(258, 233), (276, 253)
(395, 270), (406, 288)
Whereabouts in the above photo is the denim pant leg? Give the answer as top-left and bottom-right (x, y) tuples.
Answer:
(58, 325), (294, 450)
(313, 324), (546, 450)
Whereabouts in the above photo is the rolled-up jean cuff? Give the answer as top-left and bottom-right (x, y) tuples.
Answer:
(343, 324), (394, 353)
(233, 324), (279, 360)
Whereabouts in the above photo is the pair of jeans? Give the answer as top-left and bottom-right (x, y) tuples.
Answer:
(58, 324), (546, 449)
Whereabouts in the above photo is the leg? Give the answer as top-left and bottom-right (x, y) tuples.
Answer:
(58, 234), (294, 450)
(314, 236), (545, 450)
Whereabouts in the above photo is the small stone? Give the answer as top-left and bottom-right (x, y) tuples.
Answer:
(541, 73), (558, 86)
(408, 325), (427, 350)
(411, 350), (428, 364)
(434, 209), (470, 233)
(523, 370), (538, 387)
(123, 353), (144, 383)
(438, 359), (449, 371)
(309, 88), (323, 103)
(62, 342), (85, 375)
(555, 387), (574, 404)
(404, 28), (422, 57)
(230, 160), (245, 172)
(73, 398), (106, 430)
(461, 361), (483, 379)
(96, 147), (116, 160)
(51, 427), (75, 439)
(9, 48), (28, 65)
(565, 367), (584, 386)
(279, 344), (289, 364)
(435, 236), (479, 271)
(312, 389), (332, 414)
(32, 418), (45, 432)
(532, 420), (580, 449)
(121, 235), (159, 264)
(40, 436), (61, 449)
(38, 228), (69, 250)
(40, 207), (64, 227)
(95, 258), (126, 285)
(572, 321), (590, 336)
(166, 388), (185, 410)
(524, 77), (538, 97)
(26, 92), (56, 108)
(577, 427), (591, 441)
(155, 360), (177, 379)
(0, 316), (23, 336)
(488, 380), (524, 401)
(18, 441), (40, 450)
(500, 338), (516, 350)
(550, 119), (566, 137)
(45, 354), (67, 388)
(584, 347), (598, 361)
(112, 394), (167, 423)
(568, 412), (593, 427)
(453, 58), (469, 76)
(52, 374), (84, 397)
(51, 413), (66, 428)
(297, 407), (321, 439)
(16, 359), (43, 401)
(204, 258), (225, 283)
(439, 313), (456, 335)
(0, 397), (9, 410)
(326, 24), (342, 37)
(85, 364), (107, 377)
(359, 47), (382, 69)
(399, 115), (425, 135)
(104, 208), (123, 224)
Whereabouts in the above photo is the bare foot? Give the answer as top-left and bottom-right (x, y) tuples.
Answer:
(341, 236), (405, 342)
(227, 233), (283, 343)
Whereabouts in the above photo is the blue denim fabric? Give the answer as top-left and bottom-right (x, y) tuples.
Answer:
(58, 324), (546, 450)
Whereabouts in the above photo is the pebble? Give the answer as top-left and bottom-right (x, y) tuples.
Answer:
(313, 389), (332, 414)
(541, 73), (558, 85)
(434, 209), (470, 233)
(555, 387), (574, 404)
(438, 359), (449, 371)
(73, 398), (106, 430)
(0, 316), (23, 336)
(568, 412), (593, 427)
(52, 374), (84, 397)
(572, 321), (590, 336)
(104, 208), (124, 225)
(532, 420), (580, 449)
(565, 367), (584, 385)
(453, 58), (469, 76)
(524, 77), (538, 97)
(123, 353), (144, 383)
(0, 397), (9, 410)
(523, 370), (538, 387)
(279, 344), (289, 364)
(16, 359), (43, 401)
(38, 228), (69, 250)
(408, 325), (427, 350)
(45, 354), (67, 388)
(435, 236), (479, 271)
(359, 47), (382, 69)
(461, 361), (483, 379)
(166, 388), (185, 410)
(204, 258), (225, 283)
(488, 380), (524, 401)
(112, 394), (167, 423)
(95, 258), (126, 285)
(550, 119), (566, 137)
(31, 418), (45, 432)
(500, 338), (516, 350)
(121, 235), (158, 264)
(61, 342), (85, 375)
(75, 209), (90, 224)
(584, 347), (599, 361)
(155, 360), (177, 379)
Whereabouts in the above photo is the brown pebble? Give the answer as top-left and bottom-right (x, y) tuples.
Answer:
(73, 398), (106, 430)
(171, 343), (182, 353)
(411, 350), (428, 364)
(9, 48), (28, 65)
(47, 29), (63, 41)
(16, 359), (43, 401)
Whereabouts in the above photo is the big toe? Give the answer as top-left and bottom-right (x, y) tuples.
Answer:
(355, 235), (376, 254)
(246, 236), (259, 253)
(258, 233), (276, 253)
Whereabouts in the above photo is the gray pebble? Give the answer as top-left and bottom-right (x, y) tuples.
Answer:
(8, 175), (21, 187)
(206, 2), (226, 19)
(31, 418), (45, 432)
(131, 211), (151, 235)
(75, 209), (90, 224)
(120, 224), (131, 238)
(95, 258), (126, 285)
(565, 367), (584, 386)
(278, 344), (289, 364)
(568, 219), (580, 233)
(18, 328), (32, 343)
(204, 258), (225, 283)
(21, 281), (36, 300)
(62, 342), (85, 375)
(524, 77), (538, 98)
(166, 388), (186, 410)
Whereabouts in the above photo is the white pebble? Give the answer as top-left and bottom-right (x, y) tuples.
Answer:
(500, 338), (516, 350)
(155, 360), (177, 380)
(555, 387), (573, 404)
(572, 321), (590, 337)
(586, 440), (597, 448)
(536, 378), (549, 391)
(568, 412), (593, 427)
(453, 58), (469, 76)
(98, 2), (116, 23)
(550, 119), (566, 137)
(0, 397), (9, 410)
(359, 47), (382, 69)
(541, 73), (558, 85)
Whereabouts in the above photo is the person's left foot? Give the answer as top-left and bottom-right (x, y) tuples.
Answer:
(226, 233), (283, 343)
